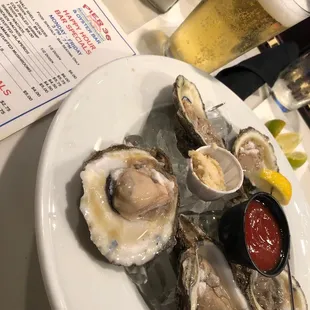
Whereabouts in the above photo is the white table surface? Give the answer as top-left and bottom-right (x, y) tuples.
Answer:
(1, 1), (310, 309)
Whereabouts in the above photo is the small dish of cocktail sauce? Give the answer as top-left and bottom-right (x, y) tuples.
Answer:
(245, 199), (283, 272)
(219, 192), (290, 277)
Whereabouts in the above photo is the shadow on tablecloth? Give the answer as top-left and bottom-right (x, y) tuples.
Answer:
(0, 114), (52, 310)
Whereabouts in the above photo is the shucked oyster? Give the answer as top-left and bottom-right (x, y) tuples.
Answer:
(176, 216), (249, 310)
(80, 145), (179, 266)
(173, 75), (225, 150)
(232, 265), (308, 310)
(233, 127), (278, 174)
(232, 127), (278, 191)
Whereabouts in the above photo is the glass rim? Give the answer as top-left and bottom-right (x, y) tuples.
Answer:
(293, 0), (310, 14)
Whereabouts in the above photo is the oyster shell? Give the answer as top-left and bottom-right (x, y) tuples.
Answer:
(176, 216), (249, 310)
(80, 145), (179, 266)
(232, 265), (308, 310)
(173, 75), (225, 151)
(232, 127), (278, 173)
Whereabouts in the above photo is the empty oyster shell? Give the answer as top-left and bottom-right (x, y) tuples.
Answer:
(173, 75), (225, 151)
(80, 145), (179, 266)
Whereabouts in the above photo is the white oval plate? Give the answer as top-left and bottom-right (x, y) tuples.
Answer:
(36, 55), (310, 310)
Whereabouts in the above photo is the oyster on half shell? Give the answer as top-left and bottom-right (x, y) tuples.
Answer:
(80, 145), (179, 266)
(173, 75), (225, 150)
(232, 127), (278, 191)
(232, 264), (308, 310)
(176, 216), (249, 310)
(232, 127), (278, 174)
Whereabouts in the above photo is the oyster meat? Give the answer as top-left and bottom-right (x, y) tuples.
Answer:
(80, 145), (179, 266)
(173, 75), (225, 150)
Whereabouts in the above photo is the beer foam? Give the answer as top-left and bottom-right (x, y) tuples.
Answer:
(258, 0), (309, 27)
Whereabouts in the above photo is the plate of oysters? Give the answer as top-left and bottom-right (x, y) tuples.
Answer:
(36, 55), (310, 310)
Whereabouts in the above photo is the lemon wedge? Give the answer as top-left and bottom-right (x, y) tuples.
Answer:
(258, 169), (292, 206)
(276, 132), (302, 154)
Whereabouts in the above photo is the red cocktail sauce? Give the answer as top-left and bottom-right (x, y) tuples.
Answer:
(244, 200), (282, 272)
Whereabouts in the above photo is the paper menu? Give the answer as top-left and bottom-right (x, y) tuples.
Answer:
(0, 0), (137, 140)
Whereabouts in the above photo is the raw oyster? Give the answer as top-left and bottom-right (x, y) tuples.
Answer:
(173, 75), (225, 151)
(232, 265), (308, 310)
(233, 127), (278, 174)
(176, 215), (249, 310)
(80, 145), (179, 266)
(176, 216), (307, 310)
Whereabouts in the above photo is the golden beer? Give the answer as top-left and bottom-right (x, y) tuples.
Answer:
(167, 0), (304, 73)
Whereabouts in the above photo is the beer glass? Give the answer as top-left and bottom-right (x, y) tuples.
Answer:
(165, 0), (310, 73)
